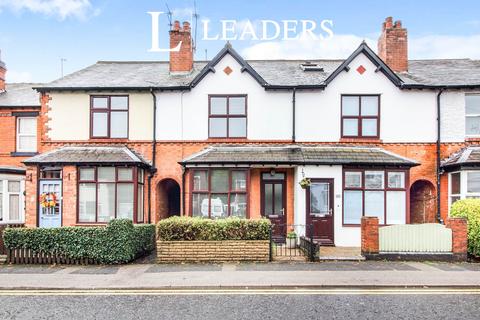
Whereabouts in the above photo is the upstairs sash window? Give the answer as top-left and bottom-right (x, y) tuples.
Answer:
(91, 96), (128, 139)
(209, 95), (247, 138)
(341, 95), (380, 138)
(466, 94), (480, 136)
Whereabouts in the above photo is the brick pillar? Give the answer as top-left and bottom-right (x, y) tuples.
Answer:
(24, 166), (38, 227)
(446, 217), (468, 260)
(61, 166), (77, 226)
(361, 216), (379, 255)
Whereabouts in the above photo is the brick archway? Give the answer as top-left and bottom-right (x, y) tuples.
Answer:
(156, 178), (181, 220)
(409, 179), (436, 224)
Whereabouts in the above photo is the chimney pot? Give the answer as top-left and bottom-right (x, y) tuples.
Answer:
(0, 51), (6, 92)
(183, 21), (190, 31)
(378, 17), (408, 72)
(173, 20), (180, 31)
(385, 17), (393, 28)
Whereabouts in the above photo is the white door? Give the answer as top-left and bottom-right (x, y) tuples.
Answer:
(39, 180), (62, 228)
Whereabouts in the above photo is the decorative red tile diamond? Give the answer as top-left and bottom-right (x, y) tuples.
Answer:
(356, 65), (366, 75)
(223, 66), (233, 75)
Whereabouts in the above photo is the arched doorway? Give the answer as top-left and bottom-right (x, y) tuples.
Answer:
(157, 179), (181, 220)
(409, 180), (436, 224)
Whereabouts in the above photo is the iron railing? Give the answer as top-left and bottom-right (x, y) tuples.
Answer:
(269, 224), (319, 262)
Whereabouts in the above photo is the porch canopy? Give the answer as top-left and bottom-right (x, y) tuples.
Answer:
(441, 146), (480, 172)
(179, 145), (419, 167)
(23, 146), (151, 168)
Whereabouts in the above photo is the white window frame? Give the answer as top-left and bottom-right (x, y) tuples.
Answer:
(0, 178), (25, 224)
(465, 94), (480, 138)
(448, 170), (480, 212)
(16, 117), (37, 153)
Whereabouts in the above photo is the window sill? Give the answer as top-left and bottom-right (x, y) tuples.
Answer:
(206, 138), (249, 143)
(465, 137), (480, 142)
(10, 152), (38, 157)
(89, 138), (129, 142)
(339, 138), (382, 143)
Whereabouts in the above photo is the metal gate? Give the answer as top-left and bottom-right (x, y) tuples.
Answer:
(269, 224), (319, 262)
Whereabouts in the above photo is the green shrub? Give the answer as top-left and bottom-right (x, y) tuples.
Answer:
(3, 219), (156, 264)
(450, 199), (480, 257)
(156, 216), (271, 241)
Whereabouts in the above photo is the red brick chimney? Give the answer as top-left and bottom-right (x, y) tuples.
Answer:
(0, 50), (6, 92)
(169, 20), (193, 73)
(378, 17), (408, 72)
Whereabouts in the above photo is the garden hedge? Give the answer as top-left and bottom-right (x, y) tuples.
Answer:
(157, 216), (271, 241)
(3, 219), (155, 264)
(450, 199), (480, 257)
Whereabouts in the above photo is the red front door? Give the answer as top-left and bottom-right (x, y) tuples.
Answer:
(306, 179), (334, 246)
(261, 172), (286, 239)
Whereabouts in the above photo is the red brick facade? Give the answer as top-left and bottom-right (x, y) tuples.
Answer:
(0, 107), (41, 168)
(446, 217), (468, 256)
(361, 216), (379, 254)
(378, 17), (408, 72)
(169, 21), (193, 73)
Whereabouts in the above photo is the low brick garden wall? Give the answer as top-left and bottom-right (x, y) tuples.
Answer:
(157, 240), (270, 263)
(361, 216), (468, 261)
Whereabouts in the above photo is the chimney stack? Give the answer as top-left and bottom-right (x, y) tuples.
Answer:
(169, 20), (193, 73)
(378, 17), (408, 72)
(0, 50), (6, 91)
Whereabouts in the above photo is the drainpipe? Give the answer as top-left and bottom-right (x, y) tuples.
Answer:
(436, 88), (445, 224)
(148, 88), (158, 224)
(181, 165), (186, 216)
(292, 88), (296, 142)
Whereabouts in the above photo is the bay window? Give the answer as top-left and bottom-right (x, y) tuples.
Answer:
(449, 171), (480, 208)
(209, 95), (247, 138)
(191, 169), (248, 218)
(90, 96), (128, 139)
(0, 179), (24, 223)
(343, 169), (407, 225)
(78, 166), (144, 223)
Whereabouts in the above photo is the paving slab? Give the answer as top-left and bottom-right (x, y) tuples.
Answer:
(0, 261), (479, 289)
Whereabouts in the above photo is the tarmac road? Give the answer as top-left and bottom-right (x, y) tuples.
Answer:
(0, 288), (479, 320)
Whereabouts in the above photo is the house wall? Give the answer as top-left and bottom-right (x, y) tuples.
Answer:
(296, 54), (437, 143)
(0, 107), (41, 167)
(155, 54), (292, 141)
(26, 50), (480, 233)
(293, 165), (362, 247)
(46, 92), (153, 141)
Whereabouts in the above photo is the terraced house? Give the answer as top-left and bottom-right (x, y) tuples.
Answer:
(2, 17), (480, 247)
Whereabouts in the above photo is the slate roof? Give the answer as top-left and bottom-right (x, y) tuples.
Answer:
(441, 146), (480, 170)
(0, 83), (41, 107)
(24, 146), (151, 166)
(34, 43), (480, 91)
(180, 145), (419, 167)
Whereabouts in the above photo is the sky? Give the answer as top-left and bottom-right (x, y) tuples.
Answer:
(0, 0), (479, 83)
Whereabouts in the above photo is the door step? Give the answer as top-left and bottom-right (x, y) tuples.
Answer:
(0, 255), (6, 264)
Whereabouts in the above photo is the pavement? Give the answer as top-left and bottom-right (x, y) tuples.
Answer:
(1, 260), (480, 289)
